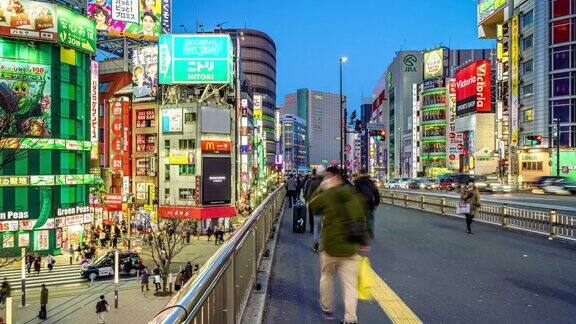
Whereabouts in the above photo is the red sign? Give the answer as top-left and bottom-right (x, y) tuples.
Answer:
(455, 60), (491, 116)
(372, 89), (386, 111)
(158, 205), (237, 219)
(104, 194), (123, 211)
(108, 99), (131, 175)
(201, 140), (231, 154)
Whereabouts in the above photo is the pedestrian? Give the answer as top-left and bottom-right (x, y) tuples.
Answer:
(461, 179), (481, 234)
(76, 244), (82, 261)
(296, 174), (304, 199)
(218, 228), (225, 244)
(285, 174), (297, 207)
(112, 235), (118, 249)
(95, 295), (109, 324)
(99, 231), (106, 248)
(34, 254), (41, 275)
(25, 253), (33, 274)
(68, 244), (75, 265)
(39, 284), (48, 320)
(308, 166), (369, 324)
(141, 267), (150, 292)
(46, 253), (55, 272)
(304, 167), (325, 251)
(174, 271), (183, 291)
(152, 266), (161, 291)
(0, 277), (10, 307)
(354, 171), (381, 240)
(207, 226), (214, 242)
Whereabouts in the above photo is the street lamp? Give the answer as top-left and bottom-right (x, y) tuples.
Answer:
(339, 56), (348, 170)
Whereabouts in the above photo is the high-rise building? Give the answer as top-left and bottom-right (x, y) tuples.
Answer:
(478, 0), (575, 184)
(224, 29), (278, 167)
(359, 99), (373, 172)
(283, 89), (346, 166)
(279, 114), (308, 172)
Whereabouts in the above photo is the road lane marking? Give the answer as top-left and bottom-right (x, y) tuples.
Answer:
(369, 268), (422, 324)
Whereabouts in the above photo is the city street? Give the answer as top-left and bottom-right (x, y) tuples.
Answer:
(265, 204), (576, 323)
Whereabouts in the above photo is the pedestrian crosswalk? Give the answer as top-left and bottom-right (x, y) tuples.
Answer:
(0, 263), (85, 290)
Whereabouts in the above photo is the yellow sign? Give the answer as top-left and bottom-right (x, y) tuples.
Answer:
(169, 150), (193, 164)
(254, 109), (263, 120)
(510, 15), (520, 146)
(0, 176), (29, 187)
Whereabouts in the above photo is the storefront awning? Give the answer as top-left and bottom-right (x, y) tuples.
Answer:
(158, 205), (237, 219)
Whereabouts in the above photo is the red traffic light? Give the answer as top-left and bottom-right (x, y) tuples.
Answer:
(379, 130), (386, 137)
(534, 135), (542, 141)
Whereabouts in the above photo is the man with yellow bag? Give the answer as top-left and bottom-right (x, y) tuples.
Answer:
(309, 166), (370, 324)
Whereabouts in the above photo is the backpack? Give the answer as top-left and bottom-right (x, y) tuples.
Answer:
(96, 300), (107, 313)
(355, 180), (376, 211)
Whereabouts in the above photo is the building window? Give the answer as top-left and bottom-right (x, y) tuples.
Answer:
(550, 99), (571, 122)
(164, 188), (170, 199)
(522, 108), (535, 122)
(179, 139), (195, 149)
(179, 164), (195, 175)
(522, 34), (534, 50)
(164, 140), (170, 155)
(522, 60), (534, 74)
(521, 162), (543, 171)
(551, 72), (571, 96)
(552, 0), (571, 18)
(165, 165), (170, 181)
(185, 113), (197, 124)
(179, 188), (195, 200)
(550, 45), (571, 70)
(521, 10), (533, 27)
(552, 19), (570, 44)
(522, 84), (534, 97)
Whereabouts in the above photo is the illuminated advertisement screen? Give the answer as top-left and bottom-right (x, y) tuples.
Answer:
(424, 48), (444, 80)
(202, 156), (231, 205)
(455, 60), (492, 117)
(0, 0), (58, 42)
(132, 45), (158, 101)
(0, 60), (51, 136)
(87, 0), (170, 40)
(159, 34), (234, 84)
(478, 0), (507, 24)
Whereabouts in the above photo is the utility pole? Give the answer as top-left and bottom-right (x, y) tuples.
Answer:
(554, 118), (561, 176)
(339, 57), (347, 170)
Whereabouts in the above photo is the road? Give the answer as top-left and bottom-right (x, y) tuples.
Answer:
(388, 188), (576, 211)
(265, 203), (576, 323)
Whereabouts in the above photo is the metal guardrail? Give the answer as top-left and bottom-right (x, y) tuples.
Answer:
(150, 186), (286, 324)
(381, 190), (576, 241)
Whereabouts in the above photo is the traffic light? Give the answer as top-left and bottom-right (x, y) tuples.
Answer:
(369, 129), (386, 142)
(526, 135), (542, 145)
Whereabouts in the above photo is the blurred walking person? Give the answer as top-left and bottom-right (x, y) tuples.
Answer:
(141, 267), (150, 292)
(46, 253), (55, 272)
(95, 295), (109, 324)
(309, 166), (369, 324)
(304, 168), (324, 251)
(33, 254), (41, 275)
(354, 171), (380, 240)
(286, 174), (298, 207)
(0, 277), (10, 307)
(38, 284), (48, 320)
(461, 180), (481, 234)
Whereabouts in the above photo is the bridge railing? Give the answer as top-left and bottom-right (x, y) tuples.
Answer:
(150, 186), (286, 324)
(381, 190), (576, 241)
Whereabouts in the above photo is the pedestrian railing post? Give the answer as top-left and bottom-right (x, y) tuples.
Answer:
(550, 209), (558, 240)
(502, 204), (508, 229)
(420, 195), (425, 210)
(391, 192), (394, 205)
(404, 194), (408, 208)
(441, 197), (446, 215)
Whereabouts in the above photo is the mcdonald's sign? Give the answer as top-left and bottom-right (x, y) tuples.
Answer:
(201, 140), (231, 154)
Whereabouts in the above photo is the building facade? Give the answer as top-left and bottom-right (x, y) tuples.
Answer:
(359, 100), (373, 172)
(283, 89), (346, 166)
(279, 114), (308, 172)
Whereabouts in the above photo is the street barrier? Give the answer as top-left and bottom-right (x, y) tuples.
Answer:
(381, 190), (576, 241)
(150, 186), (286, 324)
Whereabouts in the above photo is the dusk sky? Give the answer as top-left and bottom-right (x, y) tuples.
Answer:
(173, 0), (495, 111)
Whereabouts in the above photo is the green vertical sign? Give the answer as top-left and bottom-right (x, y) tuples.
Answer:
(57, 6), (96, 54)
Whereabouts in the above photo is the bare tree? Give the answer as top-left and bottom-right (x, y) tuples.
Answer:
(145, 218), (187, 296)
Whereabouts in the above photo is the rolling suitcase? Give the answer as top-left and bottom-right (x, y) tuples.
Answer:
(292, 203), (306, 233)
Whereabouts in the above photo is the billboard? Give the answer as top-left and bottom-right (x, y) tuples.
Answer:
(132, 46), (158, 101)
(455, 60), (492, 117)
(57, 6), (96, 53)
(159, 34), (234, 84)
(87, 0), (170, 39)
(510, 15), (519, 146)
(202, 156), (231, 205)
(424, 48), (444, 80)
(478, 0), (507, 24)
(161, 108), (182, 132)
(0, 60), (51, 136)
(109, 99), (130, 174)
(0, 0), (58, 42)
(201, 140), (231, 154)
(90, 60), (99, 159)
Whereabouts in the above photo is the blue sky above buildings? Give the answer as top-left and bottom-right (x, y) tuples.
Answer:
(174, 0), (495, 110)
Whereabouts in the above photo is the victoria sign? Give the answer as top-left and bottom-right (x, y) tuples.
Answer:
(455, 60), (492, 117)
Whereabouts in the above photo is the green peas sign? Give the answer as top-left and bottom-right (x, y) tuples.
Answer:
(57, 7), (97, 54)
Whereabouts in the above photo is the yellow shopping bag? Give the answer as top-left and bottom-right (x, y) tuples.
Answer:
(357, 256), (374, 301)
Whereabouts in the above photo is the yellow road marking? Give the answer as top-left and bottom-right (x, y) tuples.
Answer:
(369, 268), (422, 324)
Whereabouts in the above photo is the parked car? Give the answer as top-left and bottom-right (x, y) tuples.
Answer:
(81, 251), (144, 279)
(387, 179), (399, 188)
(408, 178), (424, 189)
(396, 177), (411, 189)
(419, 178), (438, 190)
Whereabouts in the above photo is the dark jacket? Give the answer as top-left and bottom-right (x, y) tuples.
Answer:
(309, 184), (367, 257)
(40, 287), (48, 305)
(304, 176), (323, 202)
(354, 175), (380, 211)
